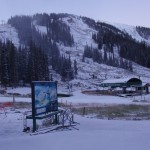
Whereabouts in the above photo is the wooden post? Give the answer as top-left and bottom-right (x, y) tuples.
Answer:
(12, 94), (15, 110)
(55, 114), (58, 124)
(83, 107), (85, 115)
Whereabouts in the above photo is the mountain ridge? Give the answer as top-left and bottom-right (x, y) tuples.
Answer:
(0, 13), (150, 87)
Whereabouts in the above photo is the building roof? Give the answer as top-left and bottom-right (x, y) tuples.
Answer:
(101, 77), (132, 84)
(142, 83), (150, 86)
(100, 77), (142, 87)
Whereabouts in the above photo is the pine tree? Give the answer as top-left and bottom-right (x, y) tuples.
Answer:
(74, 59), (78, 77)
(17, 46), (28, 85)
(1, 43), (9, 86)
(92, 48), (100, 63)
(104, 50), (108, 64)
(128, 61), (133, 72)
(8, 41), (18, 87)
(82, 54), (85, 62)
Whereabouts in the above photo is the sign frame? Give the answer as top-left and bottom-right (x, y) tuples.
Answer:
(31, 81), (58, 132)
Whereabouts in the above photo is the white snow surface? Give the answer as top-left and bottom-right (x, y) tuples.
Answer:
(2, 87), (150, 105)
(0, 24), (20, 47)
(59, 90), (150, 105)
(111, 22), (150, 45)
(1, 115), (150, 150)
(63, 16), (97, 49)
(7, 87), (31, 95)
(101, 77), (133, 84)
(0, 87), (150, 150)
(34, 24), (47, 35)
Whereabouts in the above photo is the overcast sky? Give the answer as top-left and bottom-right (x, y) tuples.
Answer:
(0, 0), (150, 27)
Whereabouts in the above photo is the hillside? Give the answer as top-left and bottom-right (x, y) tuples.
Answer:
(0, 13), (150, 87)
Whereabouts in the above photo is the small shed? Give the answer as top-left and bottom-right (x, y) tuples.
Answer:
(100, 77), (142, 88)
(142, 83), (150, 93)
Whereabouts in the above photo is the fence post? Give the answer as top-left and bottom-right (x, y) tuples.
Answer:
(83, 107), (85, 115)
(13, 94), (15, 110)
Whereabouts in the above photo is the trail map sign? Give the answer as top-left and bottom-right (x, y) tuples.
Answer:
(30, 81), (58, 132)
(25, 81), (74, 132)
(32, 81), (58, 116)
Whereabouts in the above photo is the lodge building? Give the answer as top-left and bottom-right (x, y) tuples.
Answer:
(100, 77), (149, 94)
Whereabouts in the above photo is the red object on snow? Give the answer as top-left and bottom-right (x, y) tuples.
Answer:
(0, 102), (13, 108)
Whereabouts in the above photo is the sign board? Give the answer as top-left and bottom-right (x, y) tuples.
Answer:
(32, 81), (58, 116)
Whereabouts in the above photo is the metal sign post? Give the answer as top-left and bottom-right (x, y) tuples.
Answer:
(31, 82), (36, 132)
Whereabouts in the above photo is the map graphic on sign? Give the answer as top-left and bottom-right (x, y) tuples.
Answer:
(32, 82), (58, 115)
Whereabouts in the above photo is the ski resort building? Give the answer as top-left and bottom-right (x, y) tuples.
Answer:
(141, 83), (150, 94)
(99, 77), (147, 94)
(82, 77), (149, 96)
(100, 77), (142, 88)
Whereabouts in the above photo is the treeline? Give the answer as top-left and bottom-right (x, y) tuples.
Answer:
(33, 13), (74, 46)
(92, 21), (150, 68)
(83, 45), (133, 71)
(82, 16), (97, 29)
(0, 39), (77, 87)
(136, 26), (150, 40)
(49, 42), (75, 81)
(0, 40), (49, 87)
(8, 13), (74, 48)
(6, 13), (77, 85)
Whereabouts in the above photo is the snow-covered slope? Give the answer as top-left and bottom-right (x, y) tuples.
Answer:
(1, 15), (150, 86)
(33, 15), (150, 85)
(0, 23), (19, 47)
(63, 16), (97, 49)
(111, 22), (150, 45)
(60, 15), (150, 84)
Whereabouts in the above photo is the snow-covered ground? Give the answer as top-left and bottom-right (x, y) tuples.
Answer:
(0, 15), (150, 150)
(0, 23), (20, 47)
(1, 87), (150, 150)
(1, 113), (150, 150)
(1, 87), (150, 105)
(59, 90), (150, 105)
(7, 87), (31, 95)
